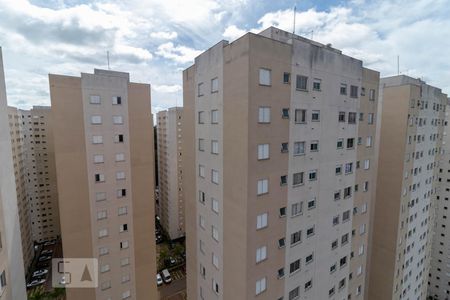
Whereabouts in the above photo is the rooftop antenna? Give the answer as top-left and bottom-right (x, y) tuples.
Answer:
(107, 51), (110, 70)
(293, 5), (296, 34)
(397, 55), (400, 75)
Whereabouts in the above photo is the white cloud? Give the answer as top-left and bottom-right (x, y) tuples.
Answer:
(150, 31), (178, 40)
(152, 84), (182, 93)
(156, 42), (202, 64)
(223, 25), (246, 41)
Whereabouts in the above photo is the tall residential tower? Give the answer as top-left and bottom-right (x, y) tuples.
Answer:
(183, 27), (379, 300)
(50, 69), (157, 300)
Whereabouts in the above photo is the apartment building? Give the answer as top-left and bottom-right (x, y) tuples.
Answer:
(49, 69), (157, 300)
(369, 76), (447, 300)
(183, 27), (379, 300)
(428, 97), (450, 299)
(0, 47), (27, 299)
(157, 107), (185, 240)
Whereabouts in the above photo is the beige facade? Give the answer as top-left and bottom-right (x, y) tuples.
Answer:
(0, 47), (27, 299)
(369, 76), (447, 300)
(50, 69), (157, 300)
(157, 107), (185, 240)
(184, 27), (379, 300)
(428, 98), (450, 299)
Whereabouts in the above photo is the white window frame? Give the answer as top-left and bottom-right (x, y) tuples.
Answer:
(257, 179), (269, 195)
(259, 68), (271, 86)
(257, 144), (269, 160)
(256, 213), (268, 229)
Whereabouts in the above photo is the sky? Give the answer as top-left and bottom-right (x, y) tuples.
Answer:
(0, 0), (449, 112)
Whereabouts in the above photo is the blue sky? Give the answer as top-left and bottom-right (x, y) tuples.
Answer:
(0, 0), (449, 112)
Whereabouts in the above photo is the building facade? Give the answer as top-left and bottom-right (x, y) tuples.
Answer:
(0, 47), (27, 300)
(369, 76), (447, 300)
(184, 27), (379, 300)
(428, 97), (450, 300)
(50, 69), (157, 300)
(156, 107), (185, 240)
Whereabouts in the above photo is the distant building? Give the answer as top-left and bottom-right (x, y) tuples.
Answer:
(50, 69), (157, 300)
(157, 107), (185, 240)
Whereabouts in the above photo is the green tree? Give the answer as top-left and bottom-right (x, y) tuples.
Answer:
(173, 244), (185, 261)
(158, 248), (170, 270)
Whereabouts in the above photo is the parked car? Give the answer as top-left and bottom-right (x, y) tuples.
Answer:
(156, 273), (163, 286)
(36, 262), (49, 268)
(43, 240), (56, 246)
(41, 249), (53, 255)
(161, 269), (172, 283)
(27, 278), (46, 288)
(32, 269), (48, 277)
(38, 255), (52, 262)
(156, 235), (163, 244)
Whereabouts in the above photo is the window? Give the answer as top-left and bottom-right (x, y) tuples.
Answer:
(308, 170), (317, 181)
(278, 238), (286, 248)
(289, 287), (299, 300)
(337, 138), (343, 149)
(212, 253), (219, 268)
(121, 274), (130, 283)
(344, 187), (352, 198)
(333, 215), (339, 226)
(258, 107), (270, 123)
(199, 164), (205, 178)
(295, 109), (307, 123)
(282, 108), (289, 119)
(293, 141), (305, 155)
(293, 172), (304, 186)
(255, 277), (266, 295)
(91, 115), (102, 124)
(307, 198), (316, 209)
(340, 83), (347, 95)
(120, 241), (130, 249)
(211, 140), (219, 154)
(296, 75), (308, 90)
(94, 154), (104, 164)
(347, 138), (354, 149)
(366, 136), (372, 147)
(340, 256), (347, 267)
(95, 173), (105, 183)
(280, 175), (287, 185)
(311, 110), (320, 121)
(198, 82), (204, 96)
(96, 192), (107, 201)
(199, 216), (206, 229)
(331, 239), (338, 250)
(257, 179), (268, 195)
(350, 85), (358, 98)
(335, 165), (342, 175)
(291, 202), (303, 217)
(305, 253), (314, 265)
(117, 189), (126, 198)
(116, 153), (125, 162)
(98, 228), (108, 238)
(364, 159), (370, 170)
(256, 246), (267, 263)
(348, 112), (357, 124)
(279, 207), (286, 217)
(121, 257), (130, 266)
(310, 140), (319, 152)
(290, 259), (301, 274)
(211, 110), (219, 124)
(343, 210), (350, 222)
(101, 281), (111, 290)
(211, 169), (219, 184)
(259, 68), (271, 86)
(359, 224), (366, 235)
(338, 111), (346, 122)
(278, 268), (285, 279)
(111, 96), (122, 105)
(359, 112), (364, 121)
(345, 162), (353, 174)
(369, 89), (376, 101)
(122, 290), (131, 299)
(338, 278), (346, 290)
(114, 134), (124, 143)
(99, 246), (109, 256)
(120, 223), (128, 232)
(334, 191), (341, 201)
(305, 280), (312, 291)
(283, 72), (291, 84)
(198, 138), (205, 151)
(291, 230), (302, 245)
(118, 206), (128, 216)
(198, 111), (205, 124)
(92, 135), (103, 144)
(256, 213), (268, 229)
(368, 113), (374, 124)
(211, 77), (219, 93)
(313, 78), (321, 91)
(212, 279), (220, 294)
(116, 171), (125, 180)
(258, 144), (269, 160)
(212, 198), (219, 213)
(90, 95), (101, 104)
(97, 210), (107, 220)
(100, 264), (110, 273)
(113, 115), (123, 124)
(306, 226), (315, 237)
(212, 226), (219, 241)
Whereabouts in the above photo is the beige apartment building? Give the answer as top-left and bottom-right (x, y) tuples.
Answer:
(183, 27), (379, 300)
(157, 107), (185, 240)
(0, 47), (27, 299)
(428, 97), (450, 299)
(369, 76), (447, 300)
(50, 69), (157, 300)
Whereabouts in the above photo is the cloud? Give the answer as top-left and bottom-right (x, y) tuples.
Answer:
(156, 42), (202, 64)
(150, 31), (178, 40)
(223, 25), (247, 41)
(152, 84), (182, 93)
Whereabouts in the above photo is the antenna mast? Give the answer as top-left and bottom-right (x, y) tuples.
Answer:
(293, 5), (296, 34)
(107, 51), (110, 70)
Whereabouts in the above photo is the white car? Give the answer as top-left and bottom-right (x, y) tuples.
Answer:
(32, 269), (48, 277)
(161, 269), (172, 283)
(41, 249), (53, 255)
(27, 278), (46, 288)
(38, 255), (52, 262)
(156, 273), (163, 286)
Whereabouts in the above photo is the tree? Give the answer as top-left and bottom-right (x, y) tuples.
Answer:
(173, 243), (185, 261)
(158, 248), (170, 270)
